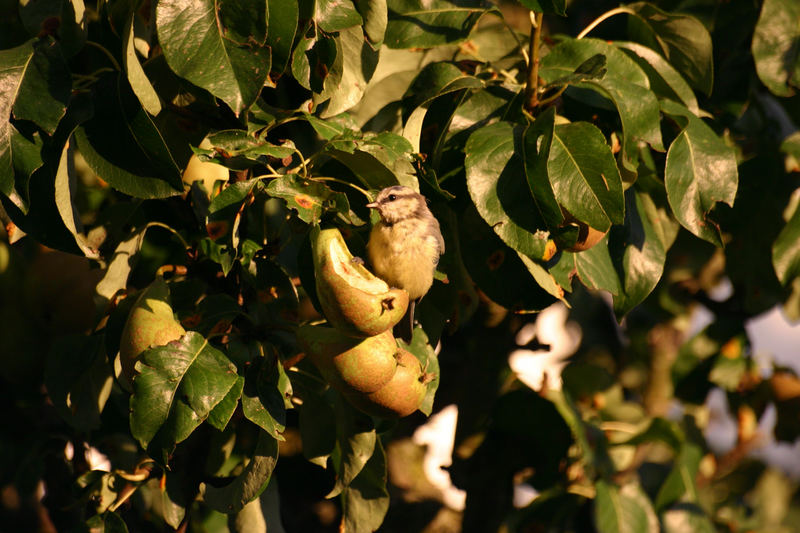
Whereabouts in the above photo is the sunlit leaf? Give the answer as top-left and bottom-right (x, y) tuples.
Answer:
(156, 0), (271, 114)
(340, 438), (390, 533)
(661, 100), (738, 247)
(751, 0), (800, 97)
(594, 480), (658, 533)
(385, 0), (487, 49)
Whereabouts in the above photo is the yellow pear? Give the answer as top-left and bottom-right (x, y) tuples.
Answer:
(311, 227), (408, 337)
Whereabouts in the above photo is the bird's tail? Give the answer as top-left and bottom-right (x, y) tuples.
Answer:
(394, 300), (415, 343)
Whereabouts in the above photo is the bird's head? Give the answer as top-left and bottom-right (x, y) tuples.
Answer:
(366, 186), (427, 225)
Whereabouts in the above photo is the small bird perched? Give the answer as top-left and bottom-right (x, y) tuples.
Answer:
(366, 185), (444, 341)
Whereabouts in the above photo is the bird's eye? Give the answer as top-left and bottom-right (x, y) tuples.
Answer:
(387, 194), (397, 202)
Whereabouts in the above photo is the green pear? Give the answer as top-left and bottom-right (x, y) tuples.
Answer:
(311, 226), (409, 337)
(345, 348), (429, 418)
(119, 277), (185, 385)
(297, 325), (397, 394)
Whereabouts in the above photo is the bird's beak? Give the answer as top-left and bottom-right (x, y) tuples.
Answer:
(366, 201), (378, 209)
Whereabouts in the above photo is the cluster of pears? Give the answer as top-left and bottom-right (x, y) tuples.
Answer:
(298, 227), (431, 418)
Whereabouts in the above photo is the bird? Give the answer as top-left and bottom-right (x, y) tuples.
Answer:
(366, 185), (444, 342)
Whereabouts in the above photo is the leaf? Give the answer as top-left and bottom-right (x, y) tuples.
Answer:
(203, 431), (279, 513)
(522, 108), (563, 230)
(73, 76), (184, 199)
(44, 335), (112, 432)
(130, 331), (239, 461)
(549, 122), (625, 231)
(266, 174), (356, 225)
(402, 62), (484, 154)
(625, 1), (714, 95)
(465, 121), (552, 261)
(241, 351), (288, 441)
(298, 387), (337, 468)
(4, 38), (71, 134)
(4, 124), (43, 205)
(616, 41), (700, 116)
(459, 206), (557, 312)
(230, 498), (267, 532)
(204, 129), (294, 170)
(773, 198), (800, 284)
(340, 438), (390, 533)
(55, 142), (96, 257)
(397, 327), (439, 416)
(751, 0), (800, 97)
(594, 480), (658, 533)
(156, 0), (271, 114)
(123, 12), (161, 116)
(316, 0), (363, 32)
(540, 38), (663, 172)
(356, 0), (388, 47)
(0, 39), (69, 194)
(321, 26), (380, 118)
(654, 442), (703, 511)
(384, 0), (487, 49)
(328, 397), (376, 498)
(266, 0), (298, 76)
(208, 375), (244, 431)
(325, 131), (419, 190)
(291, 26), (338, 93)
(544, 53), (607, 87)
(661, 100), (738, 247)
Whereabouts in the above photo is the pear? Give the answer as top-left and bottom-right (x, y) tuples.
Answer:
(345, 348), (429, 418)
(560, 208), (607, 252)
(297, 325), (397, 394)
(311, 227), (408, 337)
(119, 277), (185, 385)
(183, 138), (229, 194)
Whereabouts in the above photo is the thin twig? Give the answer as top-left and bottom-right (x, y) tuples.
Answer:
(524, 11), (544, 112)
(576, 7), (632, 39)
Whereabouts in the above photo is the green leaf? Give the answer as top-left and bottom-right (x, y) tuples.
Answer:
(325, 131), (418, 190)
(523, 108), (563, 229)
(18, 0), (87, 57)
(569, 237), (621, 295)
(328, 397), (377, 498)
(298, 387), (337, 468)
(123, 12), (161, 116)
(44, 335), (112, 432)
(625, 1), (714, 95)
(321, 26), (380, 118)
(384, 0), (487, 49)
(540, 38), (663, 172)
(356, 0), (388, 47)
(594, 480), (658, 533)
(773, 198), (800, 284)
(465, 121), (552, 261)
(616, 41), (700, 116)
(229, 498), (267, 532)
(203, 431), (279, 514)
(397, 327), (439, 416)
(208, 375), (244, 431)
(459, 206), (557, 312)
(751, 0), (800, 97)
(55, 142), (95, 257)
(654, 442), (703, 511)
(0, 39), (69, 194)
(156, 0), (271, 114)
(609, 188), (677, 317)
(661, 100), (738, 247)
(340, 438), (390, 533)
(291, 26), (337, 93)
(241, 351), (288, 441)
(3, 38), (71, 134)
(203, 129), (294, 170)
(5, 124), (43, 208)
(316, 0), (363, 32)
(549, 122), (625, 231)
(402, 62), (484, 154)
(73, 76), (185, 199)
(130, 331), (239, 461)
(266, 174), (357, 225)
(266, 0), (298, 76)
